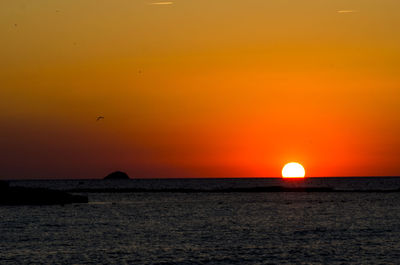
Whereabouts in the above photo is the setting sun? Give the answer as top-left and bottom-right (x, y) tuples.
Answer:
(282, 162), (306, 178)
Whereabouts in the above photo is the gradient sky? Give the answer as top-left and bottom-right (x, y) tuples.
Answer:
(1, 0), (400, 179)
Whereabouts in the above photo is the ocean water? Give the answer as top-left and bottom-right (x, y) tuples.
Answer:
(1, 178), (400, 264)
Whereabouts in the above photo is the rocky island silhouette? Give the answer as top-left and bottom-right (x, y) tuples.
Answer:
(104, 171), (130, 180)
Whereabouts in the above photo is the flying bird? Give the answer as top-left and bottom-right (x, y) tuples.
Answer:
(96, 116), (104, 121)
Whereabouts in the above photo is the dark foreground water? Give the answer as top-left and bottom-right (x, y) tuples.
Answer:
(1, 178), (400, 264)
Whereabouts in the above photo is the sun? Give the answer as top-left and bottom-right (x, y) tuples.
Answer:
(282, 162), (305, 178)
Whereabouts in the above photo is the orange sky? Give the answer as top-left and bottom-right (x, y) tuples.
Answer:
(1, 0), (400, 178)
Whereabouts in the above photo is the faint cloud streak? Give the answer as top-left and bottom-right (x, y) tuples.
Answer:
(337, 10), (358, 14)
(149, 1), (174, 5)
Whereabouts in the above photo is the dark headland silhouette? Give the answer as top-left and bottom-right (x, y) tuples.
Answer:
(104, 171), (130, 180)
(0, 180), (88, 205)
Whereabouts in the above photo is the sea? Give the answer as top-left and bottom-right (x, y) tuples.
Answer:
(1, 177), (400, 264)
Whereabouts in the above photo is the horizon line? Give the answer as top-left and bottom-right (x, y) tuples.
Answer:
(3, 176), (400, 181)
